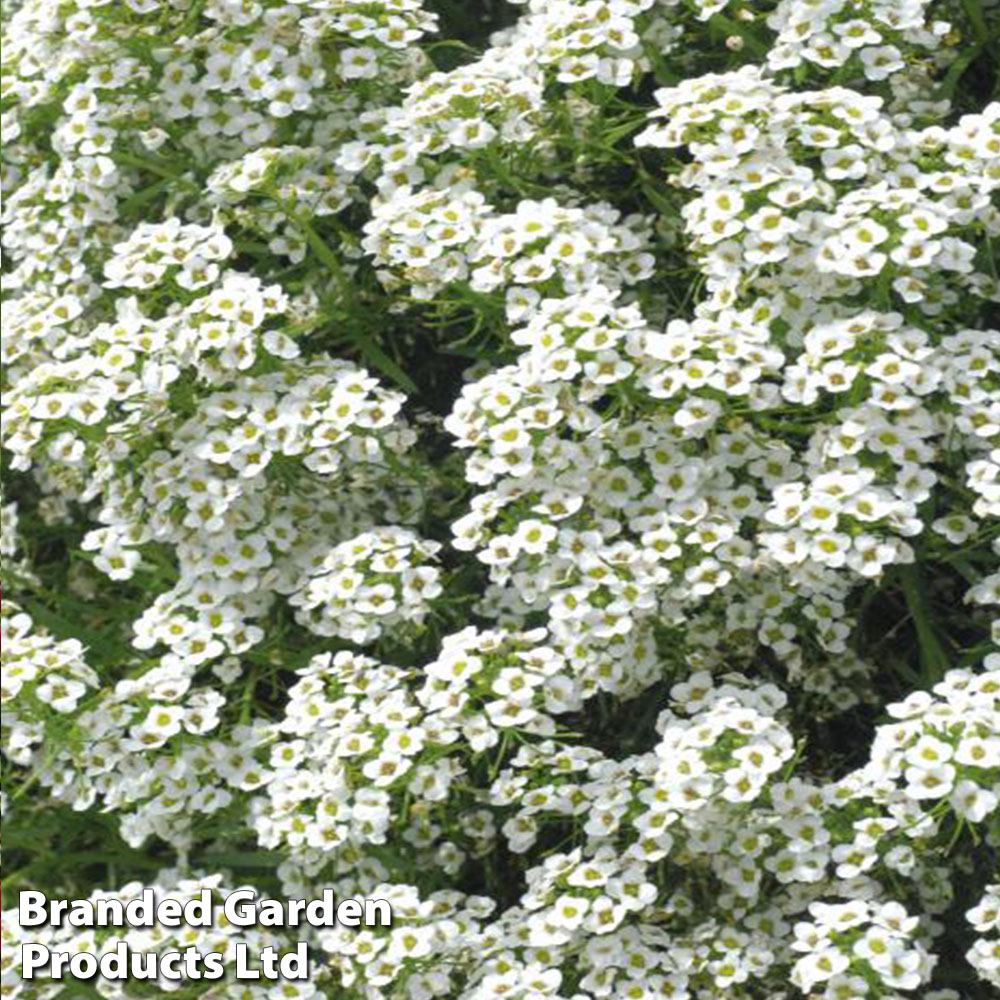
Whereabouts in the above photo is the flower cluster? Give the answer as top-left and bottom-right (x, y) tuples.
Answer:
(363, 188), (653, 301)
(856, 658), (1000, 824)
(291, 527), (443, 643)
(790, 898), (935, 994)
(967, 884), (1000, 988)
(1, 607), (100, 739)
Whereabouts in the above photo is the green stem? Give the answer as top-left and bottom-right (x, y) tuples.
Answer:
(284, 209), (359, 306)
(283, 207), (418, 394)
(961, 0), (990, 44)
(899, 565), (951, 686)
(111, 151), (200, 192)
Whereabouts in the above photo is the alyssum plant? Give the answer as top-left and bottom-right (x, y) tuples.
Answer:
(1, 0), (999, 998)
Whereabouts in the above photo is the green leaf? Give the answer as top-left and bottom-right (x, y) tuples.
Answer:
(285, 211), (418, 394)
(354, 337), (418, 395)
(708, 13), (771, 58)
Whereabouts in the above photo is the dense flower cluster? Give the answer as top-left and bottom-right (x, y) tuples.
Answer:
(2, 0), (998, 999)
(290, 527), (443, 643)
(967, 884), (1000, 987)
(2, 607), (100, 726)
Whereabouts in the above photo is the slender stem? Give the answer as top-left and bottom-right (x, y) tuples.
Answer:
(899, 565), (951, 686)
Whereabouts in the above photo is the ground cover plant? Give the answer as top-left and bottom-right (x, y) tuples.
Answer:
(1, 0), (999, 997)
